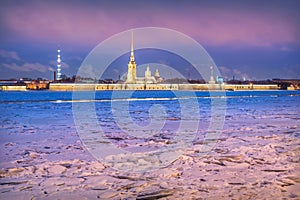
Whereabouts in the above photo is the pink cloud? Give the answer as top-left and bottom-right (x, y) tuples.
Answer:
(1, 2), (298, 47)
(163, 8), (297, 47)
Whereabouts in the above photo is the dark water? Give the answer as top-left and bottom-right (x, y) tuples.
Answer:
(0, 90), (299, 102)
(1, 90), (299, 128)
(0, 90), (299, 130)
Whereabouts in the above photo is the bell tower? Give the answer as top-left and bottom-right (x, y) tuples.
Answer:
(126, 32), (137, 83)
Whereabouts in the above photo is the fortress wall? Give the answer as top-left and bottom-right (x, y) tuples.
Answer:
(145, 84), (181, 90)
(50, 83), (75, 91)
(49, 83), (280, 91)
(124, 84), (145, 90)
(49, 83), (95, 91)
(178, 84), (224, 90)
(252, 84), (280, 90)
(96, 84), (125, 90)
(225, 84), (279, 90)
(0, 85), (27, 91)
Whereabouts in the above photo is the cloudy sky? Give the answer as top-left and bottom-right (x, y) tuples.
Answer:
(0, 0), (299, 80)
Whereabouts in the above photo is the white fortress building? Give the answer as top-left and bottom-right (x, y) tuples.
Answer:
(126, 33), (163, 84)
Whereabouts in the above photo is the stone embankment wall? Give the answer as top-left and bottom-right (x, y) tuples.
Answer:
(49, 83), (280, 91)
(0, 85), (27, 91)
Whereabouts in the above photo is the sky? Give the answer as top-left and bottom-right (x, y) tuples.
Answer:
(0, 0), (299, 80)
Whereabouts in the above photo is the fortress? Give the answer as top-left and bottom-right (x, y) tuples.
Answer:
(49, 33), (222, 91)
(0, 34), (282, 91)
(125, 33), (163, 84)
(48, 33), (279, 91)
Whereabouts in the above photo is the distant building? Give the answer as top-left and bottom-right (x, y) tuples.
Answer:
(217, 76), (224, 84)
(208, 66), (216, 84)
(125, 32), (163, 84)
(26, 81), (48, 90)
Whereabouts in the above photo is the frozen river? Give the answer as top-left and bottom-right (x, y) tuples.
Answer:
(0, 90), (299, 199)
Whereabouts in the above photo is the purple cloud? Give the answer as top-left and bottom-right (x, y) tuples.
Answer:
(0, 1), (299, 80)
(0, 49), (21, 61)
(1, 48), (54, 73)
(1, 1), (298, 47)
(2, 62), (50, 73)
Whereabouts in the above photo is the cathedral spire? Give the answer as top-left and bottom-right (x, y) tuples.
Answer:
(126, 32), (137, 83)
(130, 32), (135, 62)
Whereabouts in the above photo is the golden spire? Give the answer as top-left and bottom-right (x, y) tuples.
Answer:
(130, 32), (135, 62)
